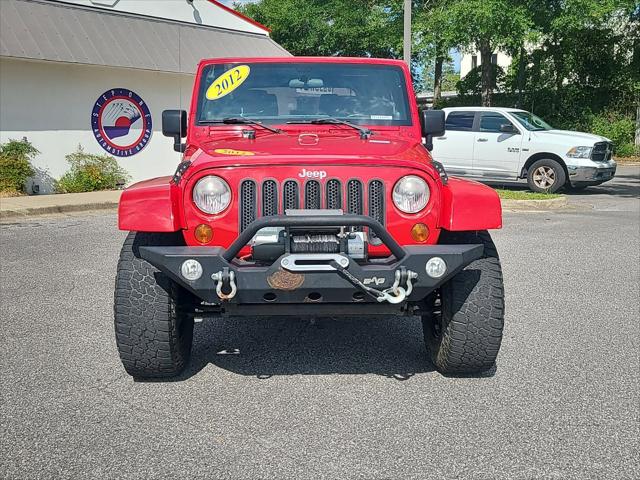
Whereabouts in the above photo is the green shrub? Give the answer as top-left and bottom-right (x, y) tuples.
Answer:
(57, 146), (130, 193)
(588, 111), (637, 157)
(0, 139), (38, 194)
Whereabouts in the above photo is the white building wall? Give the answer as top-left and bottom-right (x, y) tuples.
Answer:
(0, 58), (194, 193)
(60, 0), (268, 34)
(459, 51), (512, 78)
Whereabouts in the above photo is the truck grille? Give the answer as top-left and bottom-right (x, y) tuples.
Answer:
(591, 141), (613, 162)
(239, 179), (385, 232)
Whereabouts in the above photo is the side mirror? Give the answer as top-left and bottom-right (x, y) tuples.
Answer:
(421, 110), (445, 151)
(500, 123), (518, 134)
(162, 110), (187, 152)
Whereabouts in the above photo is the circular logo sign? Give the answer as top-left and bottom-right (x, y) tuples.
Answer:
(91, 88), (152, 157)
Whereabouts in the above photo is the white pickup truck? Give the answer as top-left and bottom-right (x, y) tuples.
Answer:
(432, 107), (617, 192)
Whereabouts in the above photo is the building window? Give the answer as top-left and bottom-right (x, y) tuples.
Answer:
(471, 55), (478, 69)
(491, 54), (498, 64)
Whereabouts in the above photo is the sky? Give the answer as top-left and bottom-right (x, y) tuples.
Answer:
(219, 0), (461, 72)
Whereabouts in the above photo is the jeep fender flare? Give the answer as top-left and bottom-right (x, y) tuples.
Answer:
(438, 177), (502, 231)
(118, 176), (184, 232)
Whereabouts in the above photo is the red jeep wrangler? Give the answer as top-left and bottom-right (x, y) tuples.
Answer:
(115, 57), (504, 379)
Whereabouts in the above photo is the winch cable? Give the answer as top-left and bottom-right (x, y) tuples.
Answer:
(329, 260), (385, 300)
(329, 261), (417, 304)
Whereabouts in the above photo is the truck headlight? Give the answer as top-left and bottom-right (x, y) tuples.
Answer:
(193, 176), (231, 214)
(393, 175), (430, 213)
(566, 146), (593, 158)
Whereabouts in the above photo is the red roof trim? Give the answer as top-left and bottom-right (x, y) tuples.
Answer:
(206, 0), (271, 33)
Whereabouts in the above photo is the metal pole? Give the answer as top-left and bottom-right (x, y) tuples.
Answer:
(403, 0), (412, 65)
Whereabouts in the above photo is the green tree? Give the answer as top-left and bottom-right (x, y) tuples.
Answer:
(523, 0), (639, 121)
(238, 0), (432, 86)
(413, 1), (462, 103)
(239, 1), (403, 58)
(441, 0), (531, 105)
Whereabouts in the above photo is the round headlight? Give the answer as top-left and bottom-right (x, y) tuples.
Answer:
(393, 175), (430, 213)
(193, 176), (231, 214)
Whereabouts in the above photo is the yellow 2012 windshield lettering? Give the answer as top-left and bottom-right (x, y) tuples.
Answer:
(206, 65), (251, 100)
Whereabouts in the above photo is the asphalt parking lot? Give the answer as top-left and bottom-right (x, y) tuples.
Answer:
(1, 166), (638, 479)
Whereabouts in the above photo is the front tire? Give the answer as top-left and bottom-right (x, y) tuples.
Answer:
(114, 232), (194, 379)
(422, 230), (505, 374)
(527, 158), (566, 193)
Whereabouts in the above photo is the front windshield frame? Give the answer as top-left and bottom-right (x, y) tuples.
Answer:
(510, 111), (553, 131)
(195, 62), (413, 127)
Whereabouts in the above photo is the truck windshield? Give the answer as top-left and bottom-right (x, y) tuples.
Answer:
(511, 111), (553, 131)
(196, 62), (412, 126)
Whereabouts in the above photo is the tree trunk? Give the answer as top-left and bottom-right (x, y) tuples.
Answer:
(479, 40), (493, 106)
(551, 35), (564, 116)
(516, 45), (526, 108)
(635, 104), (640, 150)
(433, 55), (444, 105)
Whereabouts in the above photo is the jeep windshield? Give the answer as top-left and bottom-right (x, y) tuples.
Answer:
(511, 111), (553, 131)
(196, 62), (412, 127)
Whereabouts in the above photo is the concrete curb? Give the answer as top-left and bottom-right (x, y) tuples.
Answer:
(501, 196), (568, 211)
(0, 201), (119, 219)
(0, 191), (121, 220)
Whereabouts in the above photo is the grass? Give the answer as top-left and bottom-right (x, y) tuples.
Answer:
(495, 189), (563, 200)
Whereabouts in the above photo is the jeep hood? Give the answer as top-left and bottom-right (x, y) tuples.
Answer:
(189, 130), (428, 169)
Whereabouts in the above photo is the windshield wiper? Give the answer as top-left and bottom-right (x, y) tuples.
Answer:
(288, 117), (372, 139)
(201, 117), (284, 134)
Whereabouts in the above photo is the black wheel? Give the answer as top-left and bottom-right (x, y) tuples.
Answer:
(114, 232), (194, 379)
(526, 158), (566, 193)
(422, 230), (505, 374)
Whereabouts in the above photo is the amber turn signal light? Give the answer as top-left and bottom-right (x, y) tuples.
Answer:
(411, 223), (429, 242)
(194, 224), (213, 244)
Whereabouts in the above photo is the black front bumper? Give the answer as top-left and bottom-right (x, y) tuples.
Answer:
(139, 214), (483, 310)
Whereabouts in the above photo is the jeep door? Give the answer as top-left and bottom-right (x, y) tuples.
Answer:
(472, 112), (523, 179)
(431, 110), (475, 175)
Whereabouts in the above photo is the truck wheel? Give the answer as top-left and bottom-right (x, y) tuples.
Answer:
(422, 230), (504, 374)
(114, 232), (194, 379)
(526, 158), (566, 193)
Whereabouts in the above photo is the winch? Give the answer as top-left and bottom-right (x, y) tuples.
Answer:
(251, 227), (367, 262)
(250, 210), (368, 262)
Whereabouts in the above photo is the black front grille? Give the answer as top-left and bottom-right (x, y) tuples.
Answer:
(368, 180), (384, 225)
(304, 180), (321, 209)
(283, 180), (299, 211)
(239, 178), (384, 232)
(346, 180), (363, 215)
(326, 179), (342, 209)
(239, 180), (256, 232)
(262, 180), (278, 216)
(592, 141), (613, 162)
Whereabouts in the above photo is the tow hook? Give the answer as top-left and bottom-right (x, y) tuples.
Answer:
(376, 267), (418, 304)
(211, 268), (237, 301)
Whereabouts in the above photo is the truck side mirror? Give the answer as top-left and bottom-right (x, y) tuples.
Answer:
(500, 123), (518, 134)
(162, 110), (187, 153)
(421, 110), (445, 151)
